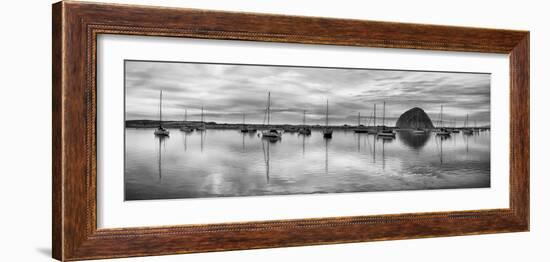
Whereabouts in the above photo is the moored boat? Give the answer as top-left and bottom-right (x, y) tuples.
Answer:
(298, 110), (311, 135)
(376, 101), (395, 139)
(323, 100), (333, 139)
(462, 114), (473, 135)
(353, 112), (368, 133)
(435, 105), (451, 136)
(179, 109), (194, 132)
(367, 104), (378, 134)
(262, 129), (282, 138)
(261, 92), (282, 139)
(377, 129), (396, 138)
(283, 126), (299, 133)
(412, 110), (426, 135)
(195, 107), (206, 132)
(473, 120), (480, 133)
(435, 128), (451, 136)
(154, 90), (170, 137)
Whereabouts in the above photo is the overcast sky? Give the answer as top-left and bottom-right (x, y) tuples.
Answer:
(125, 60), (490, 127)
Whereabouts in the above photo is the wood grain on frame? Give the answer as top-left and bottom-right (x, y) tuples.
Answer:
(52, 1), (529, 261)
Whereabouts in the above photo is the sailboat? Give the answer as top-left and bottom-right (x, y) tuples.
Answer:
(412, 110), (426, 135)
(195, 107), (206, 132)
(261, 92), (281, 139)
(367, 104), (378, 134)
(298, 110), (311, 135)
(451, 118), (460, 133)
(240, 113), (257, 133)
(463, 114), (474, 135)
(377, 101), (395, 138)
(179, 109), (193, 132)
(435, 105), (451, 136)
(322, 100), (333, 139)
(473, 119), (480, 133)
(354, 112), (368, 133)
(154, 90), (170, 136)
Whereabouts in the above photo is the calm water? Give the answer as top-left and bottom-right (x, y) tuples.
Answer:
(125, 129), (490, 200)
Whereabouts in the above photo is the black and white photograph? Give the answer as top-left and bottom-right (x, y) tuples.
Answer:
(124, 60), (491, 201)
(3, 0), (543, 261)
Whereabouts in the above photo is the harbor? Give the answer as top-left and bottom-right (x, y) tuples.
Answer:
(125, 91), (490, 200)
(125, 126), (490, 200)
(124, 60), (491, 201)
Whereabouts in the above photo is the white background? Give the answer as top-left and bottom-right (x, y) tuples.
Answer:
(98, 35), (509, 228)
(0, 0), (546, 261)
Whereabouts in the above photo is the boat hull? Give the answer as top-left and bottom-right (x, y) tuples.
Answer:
(323, 129), (333, 138)
(298, 128), (311, 135)
(262, 130), (282, 138)
(377, 133), (395, 138)
(154, 129), (170, 136)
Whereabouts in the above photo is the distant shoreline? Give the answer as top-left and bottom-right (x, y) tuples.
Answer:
(125, 120), (489, 130)
(125, 120), (373, 130)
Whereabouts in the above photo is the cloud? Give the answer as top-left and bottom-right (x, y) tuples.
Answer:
(125, 60), (491, 126)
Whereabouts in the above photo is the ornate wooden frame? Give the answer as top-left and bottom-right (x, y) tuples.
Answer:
(52, 1), (530, 261)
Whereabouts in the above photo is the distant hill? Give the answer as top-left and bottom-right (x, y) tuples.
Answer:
(395, 107), (435, 129)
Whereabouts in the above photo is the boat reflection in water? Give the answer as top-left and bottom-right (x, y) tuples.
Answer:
(125, 128), (490, 200)
(155, 136), (168, 181)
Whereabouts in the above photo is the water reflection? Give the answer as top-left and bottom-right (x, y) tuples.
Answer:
(325, 138), (329, 174)
(125, 129), (491, 200)
(379, 136), (392, 170)
(435, 134), (451, 165)
(155, 136), (168, 181)
(398, 131), (431, 150)
(301, 134), (308, 156)
(261, 138), (271, 183)
(200, 130), (206, 152)
(183, 132), (188, 151)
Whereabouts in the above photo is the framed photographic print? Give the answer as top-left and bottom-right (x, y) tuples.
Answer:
(52, 1), (529, 261)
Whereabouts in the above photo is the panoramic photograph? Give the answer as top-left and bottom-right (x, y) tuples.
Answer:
(124, 60), (491, 201)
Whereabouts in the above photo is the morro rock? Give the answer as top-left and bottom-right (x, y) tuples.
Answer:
(395, 107), (435, 129)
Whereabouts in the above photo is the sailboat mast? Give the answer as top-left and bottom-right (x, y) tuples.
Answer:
(243, 113), (245, 125)
(382, 101), (386, 127)
(303, 110), (306, 126)
(325, 100), (329, 127)
(267, 92), (271, 125)
(440, 105), (443, 128)
(358, 112), (361, 126)
(201, 106), (204, 129)
(184, 109), (187, 122)
(374, 104), (376, 127)
(159, 90), (163, 128)
(466, 114), (469, 128)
